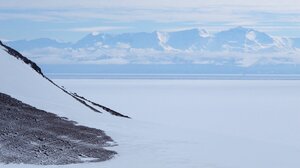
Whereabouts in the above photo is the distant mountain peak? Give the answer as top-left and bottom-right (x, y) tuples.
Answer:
(199, 29), (210, 38)
(219, 26), (256, 35)
(231, 26), (254, 31)
(92, 31), (101, 36)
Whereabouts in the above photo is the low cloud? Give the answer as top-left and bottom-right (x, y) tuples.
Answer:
(21, 46), (300, 67)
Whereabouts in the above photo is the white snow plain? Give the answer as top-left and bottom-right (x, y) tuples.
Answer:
(47, 79), (300, 168)
(2, 47), (300, 168)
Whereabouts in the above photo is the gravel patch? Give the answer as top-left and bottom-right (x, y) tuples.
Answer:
(0, 92), (117, 165)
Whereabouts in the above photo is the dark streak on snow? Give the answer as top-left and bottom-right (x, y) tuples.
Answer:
(0, 41), (43, 76)
(72, 93), (131, 119)
(0, 40), (130, 119)
(0, 92), (117, 165)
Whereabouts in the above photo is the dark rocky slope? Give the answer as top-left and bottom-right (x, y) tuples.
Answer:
(0, 92), (116, 165)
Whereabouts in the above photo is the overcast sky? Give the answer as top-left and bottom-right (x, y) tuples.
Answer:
(1, 0), (300, 41)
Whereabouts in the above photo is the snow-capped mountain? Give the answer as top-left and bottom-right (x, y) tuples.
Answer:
(74, 32), (163, 50)
(6, 27), (300, 66)
(207, 27), (280, 52)
(160, 29), (210, 50)
(8, 26), (299, 52)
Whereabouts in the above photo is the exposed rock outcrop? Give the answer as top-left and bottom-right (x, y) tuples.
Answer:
(0, 92), (117, 165)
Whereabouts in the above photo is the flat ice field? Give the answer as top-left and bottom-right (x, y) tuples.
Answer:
(7, 79), (300, 168)
(56, 79), (300, 145)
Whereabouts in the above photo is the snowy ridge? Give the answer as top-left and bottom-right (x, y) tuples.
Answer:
(0, 41), (129, 118)
(0, 41), (43, 75)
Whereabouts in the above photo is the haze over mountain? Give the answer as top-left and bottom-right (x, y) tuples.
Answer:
(6, 27), (300, 67)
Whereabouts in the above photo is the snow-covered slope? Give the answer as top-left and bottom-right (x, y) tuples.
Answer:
(0, 41), (129, 165)
(0, 41), (129, 119)
(0, 43), (82, 116)
(162, 29), (210, 50)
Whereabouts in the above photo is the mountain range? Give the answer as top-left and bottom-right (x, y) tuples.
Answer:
(6, 26), (300, 52)
(4, 26), (300, 66)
